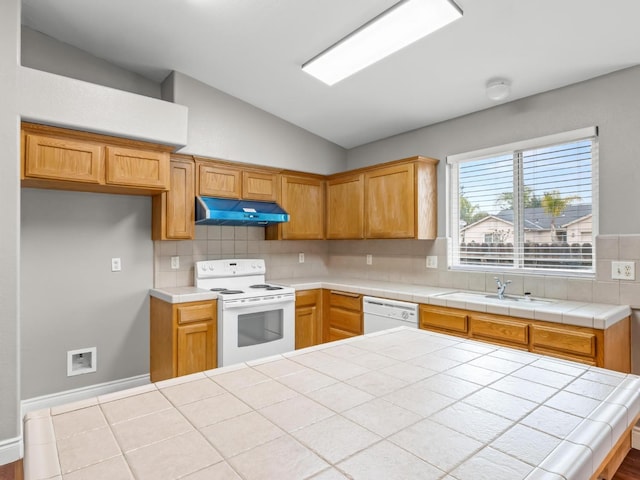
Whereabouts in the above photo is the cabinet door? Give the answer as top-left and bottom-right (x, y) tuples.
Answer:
(295, 289), (322, 349)
(153, 158), (195, 240)
(166, 159), (195, 239)
(177, 321), (216, 377)
(365, 163), (415, 238)
(280, 175), (325, 239)
(198, 164), (241, 198)
(326, 174), (364, 239)
(105, 146), (169, 190)
(296, 306), (319, 349)
(24, 133), (103, 184)
(243, 171), (278, 201)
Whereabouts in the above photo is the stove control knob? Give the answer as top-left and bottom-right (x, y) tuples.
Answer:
(401, 311), (409, 320)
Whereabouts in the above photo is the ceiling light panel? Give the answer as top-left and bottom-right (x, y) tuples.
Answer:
(302, 0), (462, 86)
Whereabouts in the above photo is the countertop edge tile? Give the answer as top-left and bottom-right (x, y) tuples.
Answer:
(150, 277), (631, 329)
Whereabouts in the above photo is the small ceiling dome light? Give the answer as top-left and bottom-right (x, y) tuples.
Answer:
(486, 79), (511, 101)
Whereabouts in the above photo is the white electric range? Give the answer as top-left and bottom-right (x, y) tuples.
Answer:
(194, 259), (295, 367)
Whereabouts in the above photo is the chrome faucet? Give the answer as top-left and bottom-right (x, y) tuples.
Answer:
(494, 277), (512, 299)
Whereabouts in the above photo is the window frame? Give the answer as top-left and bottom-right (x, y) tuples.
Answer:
(446, 127), (599, 277)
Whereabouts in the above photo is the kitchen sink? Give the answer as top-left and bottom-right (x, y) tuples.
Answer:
(436, 291), (554, 306)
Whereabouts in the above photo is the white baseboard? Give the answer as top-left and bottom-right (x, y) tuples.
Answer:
(21, 374), (150, 418)
(0, 435), (22, 466)
(633, 425), (640, 449)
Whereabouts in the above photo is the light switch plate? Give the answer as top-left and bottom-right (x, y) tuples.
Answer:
(426, 256), (438, 269)
(366, 254), (373, 265)
(298, 253), (305, 263)
(171, 256), (180, 269)
(612, 261), (635, 280)
(111, 257), (121, 272)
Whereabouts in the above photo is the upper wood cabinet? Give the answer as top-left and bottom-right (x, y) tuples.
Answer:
(365, 156), (438, 239)
(198, 164), (241, 198)
(197, 161), (278, 202)
(23, 133), (104, 184)
(326, 173), (364, 239)
(266, 173), (325, 240)
(243, 170), (278, 201)
(325, 156), (438, 240)
(152, 155), (195, 240)
(21, 122), (171, 194)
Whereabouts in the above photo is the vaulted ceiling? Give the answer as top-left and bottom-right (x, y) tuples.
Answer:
(21, 0), (640, 148)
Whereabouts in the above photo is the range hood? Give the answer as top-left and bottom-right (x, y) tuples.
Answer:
(195, 196), (289, 226)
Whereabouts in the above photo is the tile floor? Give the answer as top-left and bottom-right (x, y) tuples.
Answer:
(23, 328), (640, 480)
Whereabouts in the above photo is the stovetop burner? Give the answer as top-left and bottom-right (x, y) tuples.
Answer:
(250, 284), (284, 291)
(210, 288), (244, 294)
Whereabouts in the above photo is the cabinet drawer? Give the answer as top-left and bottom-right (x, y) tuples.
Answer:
(470, 316), (528, 346)
(329, 308), (361, 334)
(531, 325), (596, 357)
(176, 303), (216, 325)
(420, 306), (468, 333)
(296, 289), (320, 308)
(329, 291), (361, 311)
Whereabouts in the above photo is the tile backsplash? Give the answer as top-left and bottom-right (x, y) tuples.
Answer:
(154, 230), (640, 308)
(154, 225), (329, 288)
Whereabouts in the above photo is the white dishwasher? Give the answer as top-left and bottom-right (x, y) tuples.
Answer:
(363, 296), (419, 333)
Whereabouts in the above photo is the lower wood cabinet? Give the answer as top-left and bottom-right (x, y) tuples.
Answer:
(419, 304), (630, 372)
(469, 314), (529, 348)
(295, 289), (322, 349)
(323, 290), (362, 342)
(420, 305), (469, 334)
(150, 297), (217, 382)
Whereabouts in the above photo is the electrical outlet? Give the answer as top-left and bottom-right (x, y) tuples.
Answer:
(67, 347), (97, 376)
(612, 261), (635, 280)
(426, 256), (438, 269)
(171, 256), (180, 269)
(366, 254), (373, 265)
(298, 253), (305, 263)
(111, 257), (121, 272)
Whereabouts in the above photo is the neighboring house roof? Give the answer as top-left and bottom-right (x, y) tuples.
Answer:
(563, 213), (593, 228)
(461, 215), (512, 232)
(489, 204), (592, 231)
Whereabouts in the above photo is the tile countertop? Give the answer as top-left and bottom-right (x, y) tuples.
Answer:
(23, 327), (640, 480)
(149, 277), (633, 330)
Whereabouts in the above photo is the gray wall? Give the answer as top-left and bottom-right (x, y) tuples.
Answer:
(0, 0), (20, 460)
(21, 26), (161, 99)
(20, 189), (153, 399)
(167, 72), (347, 175)
(347, 65), (640, 236)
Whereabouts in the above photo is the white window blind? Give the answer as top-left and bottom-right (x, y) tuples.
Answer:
(448, 127), (597, 274)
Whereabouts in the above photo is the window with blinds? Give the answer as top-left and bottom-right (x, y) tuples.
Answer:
(448, 127), (597, 274)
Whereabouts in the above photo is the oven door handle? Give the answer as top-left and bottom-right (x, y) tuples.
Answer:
(222, 294), (295, 310)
